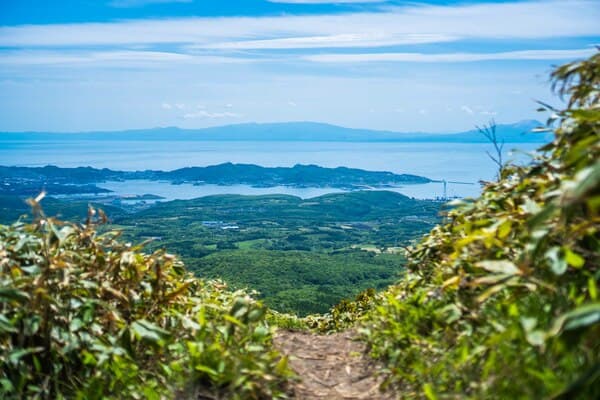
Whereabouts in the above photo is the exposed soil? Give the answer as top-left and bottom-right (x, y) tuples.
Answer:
(274, 330), (395, 400)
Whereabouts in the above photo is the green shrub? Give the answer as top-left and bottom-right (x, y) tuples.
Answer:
(0, 203), (292, 399)
(362, 53), (600, 399)
(266, 288), (381, 334)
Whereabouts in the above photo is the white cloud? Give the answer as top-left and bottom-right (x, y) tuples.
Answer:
(459, 105), (497, 116)
(0, 50), (255, 66)
(480, 110), (498, 116)
(183, 110), (242, 119)
(0, 1), (597, 49)
(461, 105), (474, 114)
(288, 101), (297, 107)
(306, 48), (598, 63)
(161, 102), (172, 109)
(200, 33), (456, 50)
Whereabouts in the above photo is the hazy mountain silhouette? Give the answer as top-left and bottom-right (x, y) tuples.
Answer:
(0, 120), (548, 143)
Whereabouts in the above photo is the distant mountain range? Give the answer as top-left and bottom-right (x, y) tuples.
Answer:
(0, 120), (549, 143)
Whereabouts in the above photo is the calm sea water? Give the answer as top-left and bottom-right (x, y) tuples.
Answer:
(1, 140), (540, 199)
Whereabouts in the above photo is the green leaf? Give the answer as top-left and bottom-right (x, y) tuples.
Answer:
(439, 304), (462, 324)
(589, 278), (598, 301)
(142, 386), (161, 400)
(563, 304), (600, 331)
(223, 314), (244, 327)
(131, 320), (170, 344)
(21, 265), (41, 275)
(497, 219), (512, 239)
(521, 198), (542, 214)
(475, 260), (521, 275)
(570, 163), (600, 199)
(548, 303), (600, 337)
(194, 364), (218, 377)
(0, 315), (17, 333)
(8, 347), (44, 365)
(70, 318), (85, 333)
(275, 355), (290, 376)
(247, 308), (265, 323)
(520, 317), (537, 332)
(545, 247), (567, 275)
(0, 287), (30, 303)
(0, 378), (15, 393)
(564, 248), (585, 268)
(423, 383), (439, 400)
(526, 330), (546, 347)
(527, 203), (558, 229)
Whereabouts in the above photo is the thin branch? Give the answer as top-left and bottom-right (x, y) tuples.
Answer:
(477, 120), (504, 179)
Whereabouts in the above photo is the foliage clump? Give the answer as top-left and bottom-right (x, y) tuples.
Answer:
(0, 203), (291, 399)
(362, 53), (600, 398)
(267, 288), (381, 333)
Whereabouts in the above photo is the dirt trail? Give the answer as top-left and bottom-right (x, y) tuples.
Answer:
(274, 330), (394, 400)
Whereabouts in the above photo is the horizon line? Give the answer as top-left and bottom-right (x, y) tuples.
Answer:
(0, 118), (543, 136)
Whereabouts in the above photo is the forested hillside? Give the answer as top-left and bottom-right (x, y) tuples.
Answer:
(2, 190), (440, 315)
(116, 191), (439, 314)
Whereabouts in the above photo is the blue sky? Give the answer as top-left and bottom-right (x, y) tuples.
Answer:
(0, 0), (598, 132)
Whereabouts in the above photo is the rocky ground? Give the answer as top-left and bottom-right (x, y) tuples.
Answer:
(274, 330), (395, 400)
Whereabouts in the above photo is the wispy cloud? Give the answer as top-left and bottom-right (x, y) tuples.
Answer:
(461, 105), (474, 115)
(162, 102), (187, 110)
(0, 50), (254, 66)
(183, 110), (242, 119)
(305, 48), (598, 63)
(162, 102), (242, 119)
(0, 1), (597, 48)
(200, 33), (456, 50)
(480, 110), (498, 116)
(460, 105), (498, 116)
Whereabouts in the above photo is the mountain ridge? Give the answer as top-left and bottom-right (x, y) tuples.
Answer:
(0, 120), (549, 143)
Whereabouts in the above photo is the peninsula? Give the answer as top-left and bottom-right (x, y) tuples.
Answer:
(0, 163), (431, 196)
